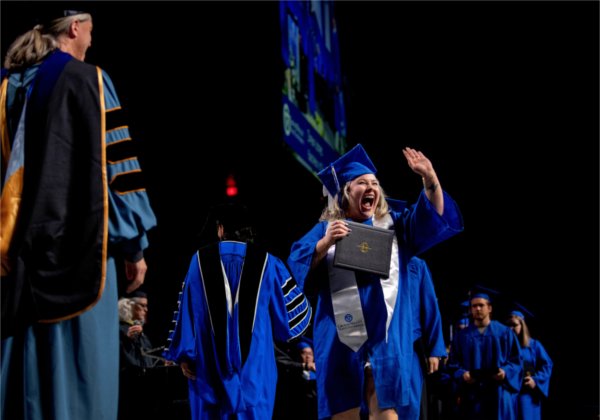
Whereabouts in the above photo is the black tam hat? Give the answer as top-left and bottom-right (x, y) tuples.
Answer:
(199, 203), (256, 244)
(34, 7), (90, 28)
(125, 289), (147, 300)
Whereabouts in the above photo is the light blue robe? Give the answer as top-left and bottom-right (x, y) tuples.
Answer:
(0, 65), (156, 420)
(287, 191), (463, 418)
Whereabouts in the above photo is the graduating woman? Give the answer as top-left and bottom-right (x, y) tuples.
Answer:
(507, 310), (553, 420)
(287, 144), (463, 419)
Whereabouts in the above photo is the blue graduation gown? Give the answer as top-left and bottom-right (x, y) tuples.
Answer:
(517, 338), (552, 420)
(448, 320), (523, 420)
(163, 241), (312, 420)
(287, 191), (463, 418)
(1, 58), (156, 420)
(396, 256), (447, 419)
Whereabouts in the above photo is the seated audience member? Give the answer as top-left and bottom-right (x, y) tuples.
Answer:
(118, 290), (157, 419)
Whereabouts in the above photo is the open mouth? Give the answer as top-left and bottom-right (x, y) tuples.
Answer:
(361, 195), (375, 210)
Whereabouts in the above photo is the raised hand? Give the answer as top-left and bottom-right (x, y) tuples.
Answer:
(402, 147), (434, 179)
(402, 147), (443, 215)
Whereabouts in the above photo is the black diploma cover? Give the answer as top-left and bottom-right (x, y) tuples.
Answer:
(333, 221), (394, 278)
(470, 367), (501, 381)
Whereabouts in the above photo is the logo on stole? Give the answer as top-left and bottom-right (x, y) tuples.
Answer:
(344, 314), (353, 323)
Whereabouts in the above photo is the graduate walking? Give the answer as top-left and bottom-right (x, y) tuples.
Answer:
(287, 144), (463, 419)
(448, 293), (523, 420)
(163, 204), (312, 420)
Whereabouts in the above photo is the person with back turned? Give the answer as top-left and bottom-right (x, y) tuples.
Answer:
(163, 203), (312, 419)
(0, 9), (156, 420)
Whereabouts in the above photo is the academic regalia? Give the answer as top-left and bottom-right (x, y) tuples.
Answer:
(1, 50), (157, 420)
(287, 190), (463, 419)
(396, 256), (447, 420)
(163, 241), (311, 420)
(448, 320), (523, 420)
(517, 338), (552, 420)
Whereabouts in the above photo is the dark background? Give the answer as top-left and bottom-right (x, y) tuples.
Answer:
(2, 1), (598, 418)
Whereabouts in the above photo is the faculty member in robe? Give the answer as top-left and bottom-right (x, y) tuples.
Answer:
(1, 9), (157, 420)
(163, 203), (312, 420)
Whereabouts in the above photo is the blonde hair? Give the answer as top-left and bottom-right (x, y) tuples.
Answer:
(319, 181), (389, 222)
(3, 13), (91, 70)
(508, 314), (531, 348)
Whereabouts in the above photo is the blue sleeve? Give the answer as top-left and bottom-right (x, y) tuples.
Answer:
(403, 191), (463, 255)
(268, 254), (312, 342)
(163, 254), (199, 363)
(101, 70), (157, 257)
(500, 325), (524, 393)
(286, 222), (327, 289)
(531, 339), (553, 398)
(447, 329), (468, 382)
(419, 262), (447, 357)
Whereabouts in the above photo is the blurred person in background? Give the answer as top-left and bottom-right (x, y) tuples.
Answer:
(506, 310), (553, 420)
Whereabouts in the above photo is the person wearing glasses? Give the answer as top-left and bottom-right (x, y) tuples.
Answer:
(118, 291), (157, 420)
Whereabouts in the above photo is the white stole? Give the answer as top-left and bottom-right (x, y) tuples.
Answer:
(327, 214), (399, 352)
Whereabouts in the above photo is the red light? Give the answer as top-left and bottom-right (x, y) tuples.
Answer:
(226, 174), (238, 197)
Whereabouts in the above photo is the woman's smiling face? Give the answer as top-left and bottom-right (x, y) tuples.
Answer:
(345, 174), (380, 221)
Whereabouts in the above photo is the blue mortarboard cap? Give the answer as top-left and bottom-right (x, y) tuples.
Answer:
(510, 310), (525, 320)
(511, 301), (535, 319)
(318, 144), (377, 196)
(469, 284), (502, 304)
(471, 292), (491, 302)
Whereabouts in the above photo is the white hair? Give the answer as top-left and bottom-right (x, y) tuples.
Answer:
(118, 298), (134, 323)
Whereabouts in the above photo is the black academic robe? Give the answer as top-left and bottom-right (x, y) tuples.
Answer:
(1, 50), (108, 337)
